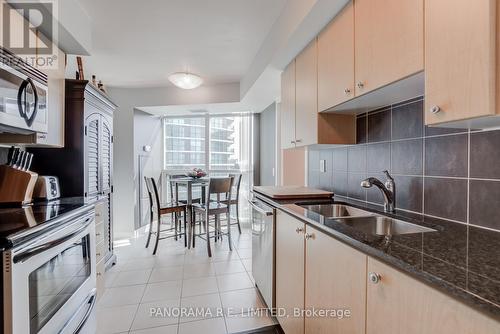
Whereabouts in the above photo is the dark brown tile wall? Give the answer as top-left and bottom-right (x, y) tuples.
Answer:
(309, 96), (500, 232)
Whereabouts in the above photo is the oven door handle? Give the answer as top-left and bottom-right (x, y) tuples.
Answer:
(56, 288), (97, 334)
(73, 289), (97, 334)
(248, 200), (273, 216)
(13, 217), (93, 263)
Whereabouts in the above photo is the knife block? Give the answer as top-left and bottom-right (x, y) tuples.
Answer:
(0, 165), (38, 205)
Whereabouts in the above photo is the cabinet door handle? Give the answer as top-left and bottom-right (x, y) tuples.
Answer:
(295, 227), (304, 234)
(290, 140), (296, 144)
(295, 139), (302, 143)
(304, 233), (315, 240)
(344, 88), (351, 95)
(369, 272), (381, 284)
(430, 106), (441, 114)
(357, 82), (364, 89)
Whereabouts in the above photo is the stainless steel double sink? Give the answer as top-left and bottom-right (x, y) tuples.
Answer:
(299, 204), (435, 236)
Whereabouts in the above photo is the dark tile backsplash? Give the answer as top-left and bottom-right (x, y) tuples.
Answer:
(424, 134), (468, 177)
(309, 96), (500, 232)
(367, 108), (391, 143)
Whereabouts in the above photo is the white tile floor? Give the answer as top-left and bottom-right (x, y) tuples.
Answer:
(96, 220), (276, 334)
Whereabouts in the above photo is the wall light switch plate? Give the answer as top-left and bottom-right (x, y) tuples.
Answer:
(320, 159), (326, 173)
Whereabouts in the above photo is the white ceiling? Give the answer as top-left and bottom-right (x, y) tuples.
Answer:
(78, 0), (287, 88)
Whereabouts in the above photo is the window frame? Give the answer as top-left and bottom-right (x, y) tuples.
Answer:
(162, 113), (251, 175)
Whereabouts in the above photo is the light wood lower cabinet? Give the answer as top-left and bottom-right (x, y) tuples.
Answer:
(276, 211), (500, 334)
(366, 258), (499, 334)
(276, 210), (306, 334)
(276, 211), (367, 334)
(305, 227), (367, 334)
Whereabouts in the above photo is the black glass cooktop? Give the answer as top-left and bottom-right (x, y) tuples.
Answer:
(0, 197), (90, 250)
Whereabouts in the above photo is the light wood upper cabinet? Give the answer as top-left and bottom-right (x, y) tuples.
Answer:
(276, 210), (305, 334)
(281, 60), (296, 149)
(366, 257), (499, 334)
(295, 40), (318, 147)
(305, 226), (367, 334)
(425, 0), (497, 125)
(318, 2), (354, 111)
(354, 0), (424, 96)
(36, 40), (66, 147)
(290, 38), (356, 148)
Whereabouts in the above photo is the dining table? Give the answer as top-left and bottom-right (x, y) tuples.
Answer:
(170, 177), (209, 248)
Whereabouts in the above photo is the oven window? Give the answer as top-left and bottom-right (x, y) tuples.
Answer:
(28, 234), (92, 333)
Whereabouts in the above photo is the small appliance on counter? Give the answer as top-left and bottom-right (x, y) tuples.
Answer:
(0, 147), (37, 205)
(33, 176), (60, 201)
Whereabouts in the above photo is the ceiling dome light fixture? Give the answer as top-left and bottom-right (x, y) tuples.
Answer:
(168, 72), (203, 90)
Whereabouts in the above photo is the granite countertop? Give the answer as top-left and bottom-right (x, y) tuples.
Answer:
(254, 192), (500, 321)
(0, 197), (93, 250)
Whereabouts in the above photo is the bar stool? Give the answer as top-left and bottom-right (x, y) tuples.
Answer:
(191, 177), (233, 257)
(144, 177), (187, 255)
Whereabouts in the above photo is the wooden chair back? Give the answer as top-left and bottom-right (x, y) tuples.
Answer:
(145, 176), (162, 220)
(167, 173), (187, 202)
(228, 173), (242, 200)
(144, 176), (154, 215)
(206, 177), (233, 204)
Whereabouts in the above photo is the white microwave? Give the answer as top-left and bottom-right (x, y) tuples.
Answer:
(0, 50), (48, 134)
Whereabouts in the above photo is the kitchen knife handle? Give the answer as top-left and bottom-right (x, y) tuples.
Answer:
(6, 146), (14, 165)
(16, 151), (25, 169)
(9, 148), (20, 167)
(25, 153), (33, 171)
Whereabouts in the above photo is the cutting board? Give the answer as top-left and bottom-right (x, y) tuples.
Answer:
(253, 186), (333, 199)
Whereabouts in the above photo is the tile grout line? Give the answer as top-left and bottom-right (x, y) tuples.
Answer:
(422, 106), (426, 215)
(465, 129), (471, 292)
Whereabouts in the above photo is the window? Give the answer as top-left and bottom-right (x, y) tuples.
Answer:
(164, 117), (206, 169)
(163, 115), (250, 173)
(162, 114), (253, 215)
(210, 116), (239, 171)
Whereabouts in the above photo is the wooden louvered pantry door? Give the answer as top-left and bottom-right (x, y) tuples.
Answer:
(85, 113), (101, 199)
(99, 115), (113, 260)
(100, 115), (113, 194)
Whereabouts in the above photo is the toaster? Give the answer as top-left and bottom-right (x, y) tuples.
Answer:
(33, 176), (61, 201)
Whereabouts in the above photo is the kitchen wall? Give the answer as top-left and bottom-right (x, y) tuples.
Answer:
(309, 96), (500, 232)
(133, 111), (164, 230)
(259, 102), (277, 186)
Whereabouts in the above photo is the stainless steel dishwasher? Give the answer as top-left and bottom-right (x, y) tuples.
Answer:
(249, 196), (275, 310)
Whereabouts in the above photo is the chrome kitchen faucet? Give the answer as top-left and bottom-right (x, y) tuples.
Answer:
(361, 170), (396, 212)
